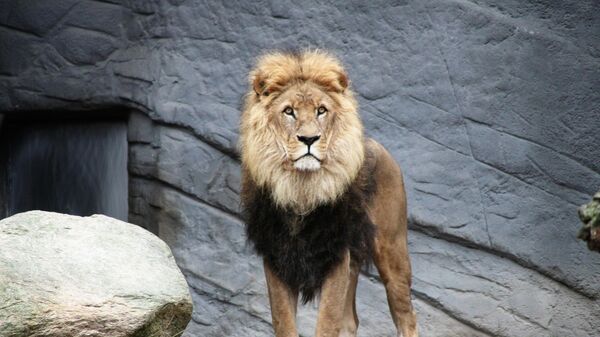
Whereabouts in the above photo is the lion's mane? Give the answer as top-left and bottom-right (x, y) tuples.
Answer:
(239, 50), (365, 214)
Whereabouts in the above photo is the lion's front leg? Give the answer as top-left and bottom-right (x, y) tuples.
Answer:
(264, 261), (299, 337)
(315, 251), (351, 337)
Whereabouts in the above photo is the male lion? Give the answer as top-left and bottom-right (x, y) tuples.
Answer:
(240, 50), (418, 337)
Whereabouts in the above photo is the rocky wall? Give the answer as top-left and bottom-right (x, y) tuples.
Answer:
(1, 0), (599, 336)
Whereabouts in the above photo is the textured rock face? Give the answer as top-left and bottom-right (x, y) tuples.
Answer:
(0, 211), (192, 337)
(1, 1), (599, 336)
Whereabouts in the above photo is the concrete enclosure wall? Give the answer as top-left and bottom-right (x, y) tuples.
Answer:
(1, 1), (599, 336)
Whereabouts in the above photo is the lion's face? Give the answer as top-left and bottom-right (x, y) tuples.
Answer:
(240, 51), (365, 213)
(267, 83), (338, 172)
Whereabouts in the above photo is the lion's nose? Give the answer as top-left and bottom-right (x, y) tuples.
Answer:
(297, 135), (321, 146)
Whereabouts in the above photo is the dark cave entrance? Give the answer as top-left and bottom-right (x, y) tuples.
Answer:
(0, 110), (129, 221)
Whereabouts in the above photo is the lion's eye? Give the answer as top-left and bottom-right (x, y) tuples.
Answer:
(317, 106), (328, 116)
(283, 106), (295, 117)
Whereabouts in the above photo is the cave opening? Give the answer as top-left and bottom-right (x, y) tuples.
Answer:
(0, 110), (129, 221)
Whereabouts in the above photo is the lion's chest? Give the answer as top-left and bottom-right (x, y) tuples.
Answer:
(242, 183), (375, 303)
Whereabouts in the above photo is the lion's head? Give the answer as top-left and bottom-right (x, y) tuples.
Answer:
(240, 50), (365, 213)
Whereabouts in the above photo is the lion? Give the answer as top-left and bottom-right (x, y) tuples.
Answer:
(239, 50), (418, 337)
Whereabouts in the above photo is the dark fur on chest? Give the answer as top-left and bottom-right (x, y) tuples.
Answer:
(241, 156), (376, 303)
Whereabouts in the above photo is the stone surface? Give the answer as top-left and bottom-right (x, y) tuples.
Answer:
(1, 1), (599, 336)
(0, 211), (192, 337)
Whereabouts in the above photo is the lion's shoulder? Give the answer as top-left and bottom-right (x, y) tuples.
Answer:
(364, 138), (404, 191)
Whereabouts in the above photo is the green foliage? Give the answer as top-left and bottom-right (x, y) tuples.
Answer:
(578, 192), (600, 252)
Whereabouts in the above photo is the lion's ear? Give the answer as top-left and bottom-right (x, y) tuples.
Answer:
(251, 70), (267, 97)
(335, 70), (349, 92)
(314, 69), (349, 94)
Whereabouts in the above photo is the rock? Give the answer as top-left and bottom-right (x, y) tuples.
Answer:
(406, 231), (600, 337)
(0, 211), (192, 337)
(578, 191), (600, 252)
(2, 0), (78, 37)
(50, 27), (120, 65)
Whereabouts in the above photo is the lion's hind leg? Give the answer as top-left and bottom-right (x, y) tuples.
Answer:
(373, 236), (418, 337)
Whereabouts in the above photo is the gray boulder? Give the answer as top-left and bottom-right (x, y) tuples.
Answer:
(0, 211), (192, 337)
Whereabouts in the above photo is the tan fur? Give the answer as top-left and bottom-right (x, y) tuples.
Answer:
(240, 50), (418, 337)
(240, 50), (364, 214)
(367, 139), (419, 337)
